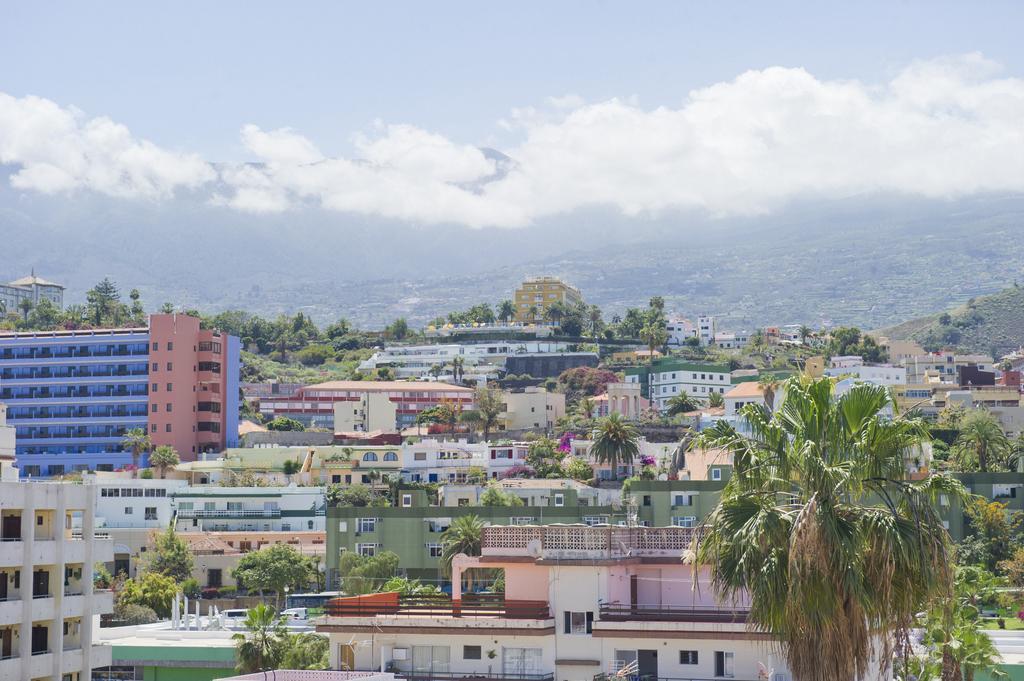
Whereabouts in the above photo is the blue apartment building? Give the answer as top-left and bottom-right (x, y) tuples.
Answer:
(0, 314), (241, 477)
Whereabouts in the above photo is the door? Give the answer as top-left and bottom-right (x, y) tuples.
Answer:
(338, 643), (355, 670)
(1, 515), (20, 540)
(1, 628), (11, 658)
(31, 625), (48, 654)
(630, 574), (639, 610)
(0, 573), (7, 600)
(33, 570), (49, 597)
(638, 649), (658, 680)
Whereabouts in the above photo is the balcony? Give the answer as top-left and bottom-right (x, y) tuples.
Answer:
(398, 674), (554, 681)
(177, 509), (281, 520)
(481, 525), (698, 559)
(598, 603), (749, 624)
(324, 593), (551, 620)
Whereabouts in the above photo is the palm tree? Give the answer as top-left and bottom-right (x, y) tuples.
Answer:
(640, 322), (668, 363)
(435, 399), (461, 438)
(498, 300), (516, 323)
(451, 357), (465, 383)
(576, 397), (596, 421)
(757, 372), (780, 411)
(953, 409), (1010, 472)
(282, 458), (302, 483)
(122, 428), (152, 479)
(587, 305), (604, 340)
(475, 387), (504, 442)
(798, 325), (813, 344)
(18, 298), (33, 322)
(527, 305), (539, 323)
(590, 413), (640, 480)
(232, 603), (286, 673)
(665, 392), (699, 416)
(707, 390), (724, 408)
(440, 515), (485, 586)
(695, 377), (966, 681)
(148, 445), (180, 479)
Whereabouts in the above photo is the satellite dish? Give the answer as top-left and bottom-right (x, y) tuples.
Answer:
(658, 473), (668, 481)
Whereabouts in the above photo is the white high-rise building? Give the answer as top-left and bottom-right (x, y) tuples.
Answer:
(697, 315), (716, 346)
(0, 477), (113, 680)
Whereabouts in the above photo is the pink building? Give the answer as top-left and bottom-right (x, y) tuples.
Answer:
(147, 314), (241, 461)
(318, 525), (800, 681)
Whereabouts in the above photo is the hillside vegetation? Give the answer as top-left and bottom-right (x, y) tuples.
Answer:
(878, 284), (1024, 357)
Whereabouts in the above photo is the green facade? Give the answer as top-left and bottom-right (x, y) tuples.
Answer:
(110, 642), (236, 681)
(937, 471), (1024, 541)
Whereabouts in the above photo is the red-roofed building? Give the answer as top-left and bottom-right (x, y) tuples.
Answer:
(260, 380), (475, 431)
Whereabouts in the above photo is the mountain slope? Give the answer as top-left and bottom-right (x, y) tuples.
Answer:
(877, 284), (1024, 357)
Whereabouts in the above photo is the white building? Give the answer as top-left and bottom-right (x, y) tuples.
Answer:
(697, 314), (716, 346)
(399, 439), (489, 484)
(91, 477), (187, 577)
(0, 272), (65, 313)
(824, 357), (907, 386)
(626, 363), (732, 412)
(500, 387), (565, 431)
(318, 525), (797, 681)
(0, 402), (14, 463)
(713, 331), (749, 349)
(358, 340), (570, 382)
(0, 477), (113, 681)
(172, 486), (326, 534)
(665, 316), (695, 347)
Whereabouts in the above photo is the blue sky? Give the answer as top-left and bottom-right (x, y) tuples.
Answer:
(2, 2), (1024, 228)
(4, 1), (1023, 160)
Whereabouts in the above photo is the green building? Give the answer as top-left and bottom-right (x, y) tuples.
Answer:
(624, 358), (734, 401)
(96, 629), (237, 681)
(327, 486), (635, 586)
(937, 471), (1024, 541)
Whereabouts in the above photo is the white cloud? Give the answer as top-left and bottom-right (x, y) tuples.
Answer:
(3, 54), (1024, 225)
(0, 93), (215, 198)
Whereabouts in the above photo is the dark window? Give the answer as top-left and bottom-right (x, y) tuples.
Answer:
(167, 342), (173, 351)
(681, 651), (698, 665)
(208, 569), (223, 588)
(463, 645), (482, 660)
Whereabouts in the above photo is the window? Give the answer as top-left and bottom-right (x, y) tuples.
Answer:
(414, 452), (426, 461)
(166, 383), (172, 392)
(167, 342), (173, 351)
(427, 543), (443, 557)
(362, 452), (378, 462)
(152, 342), (158, 351)
(166, 403), (172, 412)
(564, 611), (593, 634)
(152, 383), (158, 392)
(151, 404), (158, 413)
(383, 451), (398, 461)
(680, 651), (698, 665)
(165, 424), (172, 433)
(152, 362), (158, 371)
(715, 651), (735, 678)
(124, 506), (133, 515)
(331, 475), (341, 484)
(583, 516), (607, 526)
(145, 507), (157, 520)
(166, 362), (173, 371)
(711, 468), (722, 481)
(401, 494), (412, 507)
(357, 543), (378, 557)
(554, 493), (564, 507)
(358, 518), (377, 533)
(510, 517), (535, 526)
(674, 493), (693, 506)
(207, 568), (222, 588)
(463, 645), (482, 660)
(672, 516), (697, 528)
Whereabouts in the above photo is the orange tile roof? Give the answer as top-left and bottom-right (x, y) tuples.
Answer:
(724, 382), (766, 399)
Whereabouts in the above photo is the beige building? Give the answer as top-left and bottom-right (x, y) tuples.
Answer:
(0, 474), (113, 681)
(333, 392), (398, 433)
(500, 387), (565, 431)
(513, 276), (583, 323)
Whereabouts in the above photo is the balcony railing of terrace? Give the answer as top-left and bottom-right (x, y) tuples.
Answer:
(324, 593), (550, 620)
(481, 525), (698, 559)
(598, 602), (749, 623)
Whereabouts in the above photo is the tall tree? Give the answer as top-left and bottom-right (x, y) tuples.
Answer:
(590, 413), (640, 478)
(953, 409), (1010, 473)
(147, 525), (194, 581)
(122, 427), (152, 479)
(497, 300), (516, 323)
(148, 445), (180, 479)
(440, 515), (485, 580)
(696, 377), (966, 681)
(232, 544), (316, 610)
(232, 604), (286, 673)
(757, 372), (780, 411)
(86, 278), (121, 326)
(474, 386), (504, 442)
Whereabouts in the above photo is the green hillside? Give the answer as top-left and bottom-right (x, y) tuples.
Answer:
(878, 284), (1024, 357)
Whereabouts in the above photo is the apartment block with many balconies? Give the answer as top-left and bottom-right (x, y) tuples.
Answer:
(0, 313), (240, 477)
(0, 476), (113, 681)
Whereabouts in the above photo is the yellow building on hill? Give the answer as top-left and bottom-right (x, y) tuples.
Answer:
(514, 276), (583, 322)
